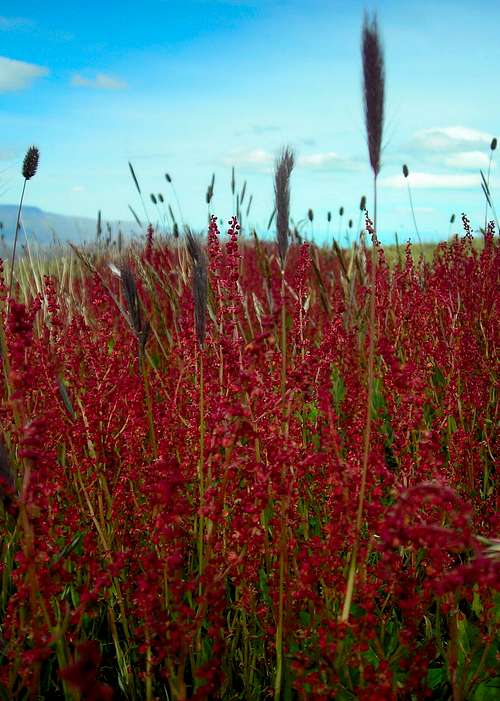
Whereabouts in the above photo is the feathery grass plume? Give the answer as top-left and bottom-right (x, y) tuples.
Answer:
(165, 172), (184, 227)
(206, 173), (215, 207)
(274, 146), (295, 268)
(362, 13), (385, 179)
(245, 194), (253, 218)
(8, 145), (40, 301)
(22, 146), (39, 180)
(338, 205), (345, 238)
(267, 207), (276, 230)
(96, 210), (102, 241)
(448, 213), (456, 238)
(342, 13), (385, 625)
(128, 161), (150, 224)
(120, 266), (150, 358)
(484, 137), (498, 230)
(240, 180), (247, 205)
(185, 230), (208, 348)
(129, 161), (141, 194)
(480, 169), (500, 232)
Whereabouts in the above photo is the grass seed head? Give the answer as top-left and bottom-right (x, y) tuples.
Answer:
(186, 230), (208, 347)
(22, 146), (39, 180)
(274, 146), (295, 267)
(362, 13), (385, 177)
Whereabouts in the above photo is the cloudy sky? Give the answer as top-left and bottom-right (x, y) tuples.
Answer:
(1, 0), (499, 244)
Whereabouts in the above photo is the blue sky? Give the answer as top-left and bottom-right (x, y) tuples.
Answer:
(1, 0), (499, 244)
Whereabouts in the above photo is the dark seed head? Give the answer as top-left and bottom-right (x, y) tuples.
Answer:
(403, 164), (409, 178)
(362, 13), (385, 176)
(274, 146), (295, 267)
(165, 173), (172, 183)
(308, 208), (314, 222)
(360, 195), (367, 211)
(22, 146), (39, 180)
(186, 230), (208, 348)
(491, 138), (497, 151)
(327, 211), (332, 222)
(339, 206), (344, 216)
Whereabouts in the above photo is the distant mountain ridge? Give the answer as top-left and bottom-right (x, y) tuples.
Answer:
(0, 204), (141, 247)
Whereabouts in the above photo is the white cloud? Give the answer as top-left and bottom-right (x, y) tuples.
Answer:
(225, 148), (360, 173)
(71, 73), (127, 90)
(71, 185), (85, 192)
(443, 150), (491, 170)
(297, 151), (360, 171)
(0, 16), (33, 30)
(411, 126), (492, 153)
(382, 172), (480, 189)
(224, 148), (274, 170)
(0, 55), (48, 92)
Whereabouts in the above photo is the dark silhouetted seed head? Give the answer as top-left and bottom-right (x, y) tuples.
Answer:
(491, 138), (497, 151)
(128, 161), (141, 194)
(158, 193), (164, 203)
(150, 193), (157, 205)
(308, 208), (314, 222)
(362, 14), (385, 176)
(186, 230), (208, 347)
(450, 213), (455, 224)
(360, 195), (367, 211)
(403, 164), (409, 178)
(165, 173), (172, 183)
(327, 211), (332, 222)
(274, 146), (295, 266)
(339, 206), (344, 216)
(22, 146), (39, 180)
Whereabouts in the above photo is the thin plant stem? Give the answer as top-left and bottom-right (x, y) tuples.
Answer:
(275, 272), (287, 701)
(406, 181), (424, 256)
(342, 175), (378, 623)
(8, 178), (27, 302)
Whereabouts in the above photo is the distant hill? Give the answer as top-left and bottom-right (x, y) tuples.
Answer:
(0, 204), (141, 248)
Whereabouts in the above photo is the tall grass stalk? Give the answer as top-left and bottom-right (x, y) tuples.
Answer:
(273, 146), (294, 701)
(8, 146), (39, 302)
(484, 137), (497, 231)
(342, 12), (384, 624)
(403, 164), (424, 255)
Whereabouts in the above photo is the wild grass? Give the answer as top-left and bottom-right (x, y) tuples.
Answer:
(0, 12), (498, 701)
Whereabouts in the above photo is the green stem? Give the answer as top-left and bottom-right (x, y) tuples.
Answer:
(8, 178), (27, 302)
(275, 273), (287, 701)
(341, 174), (378, 623)
(140, 348), (157, 458)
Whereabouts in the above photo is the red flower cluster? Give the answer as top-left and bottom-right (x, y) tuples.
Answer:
(0, 222), (498, 699)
